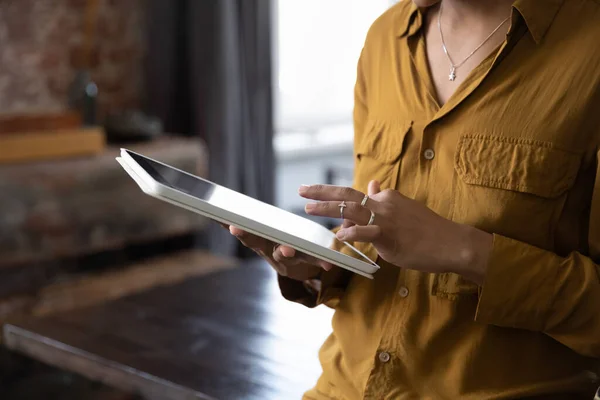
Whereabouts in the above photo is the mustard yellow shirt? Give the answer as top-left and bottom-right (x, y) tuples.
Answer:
(279, 0), (600, 398)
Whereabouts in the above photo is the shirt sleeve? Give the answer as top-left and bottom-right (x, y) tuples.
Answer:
(475, 150), (600, 358)
(277, 49), (378, 309)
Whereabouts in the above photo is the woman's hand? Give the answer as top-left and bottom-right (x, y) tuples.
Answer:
(225, 225), (333, 281)
(299, 181), (493, 284)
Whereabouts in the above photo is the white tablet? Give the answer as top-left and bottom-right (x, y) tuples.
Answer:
(116, 149), (380, 279)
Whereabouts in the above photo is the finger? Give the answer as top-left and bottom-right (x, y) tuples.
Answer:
(274, 244), (304, 261)
(279, 245), (296, 258)
(317, 260), (334, 271)
(230, 226), (271, 252)
(342, 219), (355, 229)
(230, 225), (334, 271)
(305, 201), (373, 224)
(230, 226), (265, 245)
(273, 245), (303, 265)
(368, 180), (381, 196)
(298, 184), (365, 203)
(273, 244), (333, 271)
(229, 226), (244, 236)
(278, 245), (323, 267)
(336, 225), (382, 242)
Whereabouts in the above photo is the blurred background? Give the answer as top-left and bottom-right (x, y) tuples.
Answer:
(0, 0), (397, 399)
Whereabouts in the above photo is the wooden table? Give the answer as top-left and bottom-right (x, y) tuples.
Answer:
(2, 259), (334, 400)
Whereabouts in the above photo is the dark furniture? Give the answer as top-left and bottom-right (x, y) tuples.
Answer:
(2, 259), (334, 400)
(0, 136), (208, 271)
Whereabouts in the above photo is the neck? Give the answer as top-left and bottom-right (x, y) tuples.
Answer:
(439, 0), (514, 30)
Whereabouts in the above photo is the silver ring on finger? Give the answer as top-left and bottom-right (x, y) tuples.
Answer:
(367, 210), (376, 226)
(338, 201), (347, 219)
(360, 194), (369, 207)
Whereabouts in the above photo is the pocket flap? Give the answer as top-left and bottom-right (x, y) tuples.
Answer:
(455, 135), (581, 198)
(355, 119), (413, 164)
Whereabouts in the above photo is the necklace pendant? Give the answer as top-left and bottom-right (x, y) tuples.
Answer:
(449, 67), (456, 81)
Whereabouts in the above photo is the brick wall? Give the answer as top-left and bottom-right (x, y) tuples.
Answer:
(0, 0), (146, 118)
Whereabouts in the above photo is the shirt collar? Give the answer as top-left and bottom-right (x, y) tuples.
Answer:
(512, 0), (564, 44)
(395, 2), (422, 38)
(396, 0), (565, 44)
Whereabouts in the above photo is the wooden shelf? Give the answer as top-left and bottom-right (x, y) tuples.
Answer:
(0, 136), (209, 270)
(0, 127), (106, 164)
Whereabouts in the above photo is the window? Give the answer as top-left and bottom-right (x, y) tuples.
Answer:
(273, 0), (398, 134)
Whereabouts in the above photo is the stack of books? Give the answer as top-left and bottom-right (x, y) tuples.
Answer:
(0, 112), (106, 164)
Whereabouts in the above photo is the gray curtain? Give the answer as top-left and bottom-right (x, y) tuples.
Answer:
(144, 0), (275, 257)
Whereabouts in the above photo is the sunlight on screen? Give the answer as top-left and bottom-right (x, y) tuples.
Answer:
(209, 185), (338, 249)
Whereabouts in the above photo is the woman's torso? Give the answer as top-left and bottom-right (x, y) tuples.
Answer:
(305, 1), (600, 399)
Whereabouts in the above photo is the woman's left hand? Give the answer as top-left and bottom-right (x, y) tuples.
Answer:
(299, 180), (493, 284)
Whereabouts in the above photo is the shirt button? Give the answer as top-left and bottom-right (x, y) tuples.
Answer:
(398, 286), (409, 298)
(423, 148), (435, 160)
(378, 351), (391, 363)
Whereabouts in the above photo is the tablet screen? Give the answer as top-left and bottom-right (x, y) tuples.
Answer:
(127, 151), (349, 253)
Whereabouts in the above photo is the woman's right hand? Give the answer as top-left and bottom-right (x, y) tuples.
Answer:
(226, 225), (333, 281)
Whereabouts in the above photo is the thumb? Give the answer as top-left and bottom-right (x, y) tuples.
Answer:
(368, 180), (381, 196)
(279, 245), (296, 258)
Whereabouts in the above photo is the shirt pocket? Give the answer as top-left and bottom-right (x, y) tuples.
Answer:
(353, 119), (412, 193)
(433, 134), (582, 299)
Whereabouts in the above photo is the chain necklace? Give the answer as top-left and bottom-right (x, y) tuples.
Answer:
(438, 3), (510, 81)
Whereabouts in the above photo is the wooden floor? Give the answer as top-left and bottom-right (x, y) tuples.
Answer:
(3, 258), (335, 400)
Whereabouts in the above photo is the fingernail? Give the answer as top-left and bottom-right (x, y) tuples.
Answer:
(305, 202), (317, 211)
(280, 247), (294, 258)
(336, 230), (346, 240)
(298, 184), (311, 194)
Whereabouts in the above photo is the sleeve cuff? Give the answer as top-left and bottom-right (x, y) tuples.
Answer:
(474, 234), (559, 331)
(278, 267), (351, 309)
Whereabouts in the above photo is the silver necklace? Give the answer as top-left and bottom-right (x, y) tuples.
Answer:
(438, 4), (510, 81)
